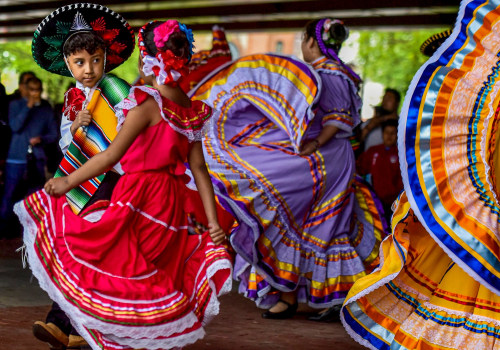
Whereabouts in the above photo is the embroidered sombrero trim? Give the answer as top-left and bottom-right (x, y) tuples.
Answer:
(32, 3), (134, 77)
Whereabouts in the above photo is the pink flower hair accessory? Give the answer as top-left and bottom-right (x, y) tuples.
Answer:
(153, 20), (180, 49)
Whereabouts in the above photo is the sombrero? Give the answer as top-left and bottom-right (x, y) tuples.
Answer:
(400, 0), (500, 293)
(32, 3), (135, 77)
(419, 29), (452, 57)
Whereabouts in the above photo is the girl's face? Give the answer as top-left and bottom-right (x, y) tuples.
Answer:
(382, 125), (398, 147)
(301, 34), (316, 63)
(66, 48), (105, 88)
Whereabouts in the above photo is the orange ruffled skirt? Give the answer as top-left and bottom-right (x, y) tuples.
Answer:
(341, 192), (500, 350)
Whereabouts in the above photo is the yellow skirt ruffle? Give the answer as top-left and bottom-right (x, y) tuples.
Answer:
(341, 192), (500, 350)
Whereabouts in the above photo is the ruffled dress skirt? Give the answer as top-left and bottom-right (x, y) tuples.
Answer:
(190, 53), (386, 309)
(15, 85), (233, 350)
(342, 1), (500, 348)
(16, 170), (232, 349)
(342, 193), (500, 349)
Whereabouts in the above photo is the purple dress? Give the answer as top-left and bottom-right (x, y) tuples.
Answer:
(191, 54), (386, 308)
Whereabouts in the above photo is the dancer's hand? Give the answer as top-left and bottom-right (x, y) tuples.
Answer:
(299, 139), (319, 156)
(71, 110), (92, 135)
(29, 136), (42, 146)
(208, 222), (226, 245)
(44, 177), (72, 197)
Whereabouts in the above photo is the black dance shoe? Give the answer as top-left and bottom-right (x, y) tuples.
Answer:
(308, 305), (341, 322)
(261, 300), (298, 320)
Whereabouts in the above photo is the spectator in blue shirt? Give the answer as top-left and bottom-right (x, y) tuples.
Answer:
(0, 82), (9, 186)
(0, 76), (57, 238)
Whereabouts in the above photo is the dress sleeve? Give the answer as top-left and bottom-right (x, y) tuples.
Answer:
(317, 72), (361, 136)
(59, 116), (72, 154)
(114, 86), (154, 130)
(115, 85), (212, 142)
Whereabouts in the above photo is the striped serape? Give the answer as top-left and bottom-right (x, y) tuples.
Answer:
(55, 75), (130, 213)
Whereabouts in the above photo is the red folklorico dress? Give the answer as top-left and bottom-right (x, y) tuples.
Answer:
(14, 86), (233, 350)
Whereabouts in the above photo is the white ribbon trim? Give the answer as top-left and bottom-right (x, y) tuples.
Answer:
(142, 54), (182, 86)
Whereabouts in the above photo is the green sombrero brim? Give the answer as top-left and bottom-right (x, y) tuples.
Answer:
(32, 3), (135, 77)
(420, 29), (452, 57)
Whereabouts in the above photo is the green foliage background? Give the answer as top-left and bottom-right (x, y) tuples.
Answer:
(356, 29), (447, 99)
(0, 41), (139, 104)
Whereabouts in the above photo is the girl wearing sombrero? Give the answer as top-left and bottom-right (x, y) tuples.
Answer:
(29, 3), (134, 349)
(16, 4), (233, 350)
(31, 3), (135, 216)
(341, 0), (500, 349)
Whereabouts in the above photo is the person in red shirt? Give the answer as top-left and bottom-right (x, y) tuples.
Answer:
(357, 119), (403, 225)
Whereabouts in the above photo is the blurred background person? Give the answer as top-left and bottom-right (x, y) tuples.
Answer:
(0, 82), (9, 191)
(43, 82), (76, 177)
(0, 76), (57, 239)
(7, 71), (36, 104)
(361, 88), (400, 151)
(357, 119), (403, 225)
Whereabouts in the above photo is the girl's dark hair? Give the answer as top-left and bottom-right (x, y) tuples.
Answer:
(381, 119), (398, 131)
(19, 71), (36, 85)
(304, 19), (348, 54)
(385, 88), (401, 104)
(26, 76), (43, 90)
(63, 31), (106, 57)
(142, 21), (191, 60)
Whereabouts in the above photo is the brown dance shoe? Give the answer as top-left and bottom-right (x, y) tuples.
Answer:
(67, 335), (88, 349)
(32, 321), (69, 349)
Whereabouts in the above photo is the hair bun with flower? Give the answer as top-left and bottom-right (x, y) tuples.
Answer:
(138, 20), (195, 87)
(321, 19), (349, 47)
(153, 20), (179, 49)
(315, 18), (361, 85)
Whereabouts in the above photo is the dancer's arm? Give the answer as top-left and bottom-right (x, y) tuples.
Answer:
(299, 124), (339, 156)
(45, 97), (159, 196)
(188, 142), (225, 245)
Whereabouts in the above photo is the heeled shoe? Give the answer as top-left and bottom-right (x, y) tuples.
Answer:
(308, 305), (341, 322)
(261, 300), (298, 319)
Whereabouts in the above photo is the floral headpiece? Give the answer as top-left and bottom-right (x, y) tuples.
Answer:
(138, 20), (195, 87)
(320, 19), (349, 47)
(315, 18), (361, 84)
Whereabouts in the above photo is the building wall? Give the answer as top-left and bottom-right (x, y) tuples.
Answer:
(228, 32), (301, 58)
